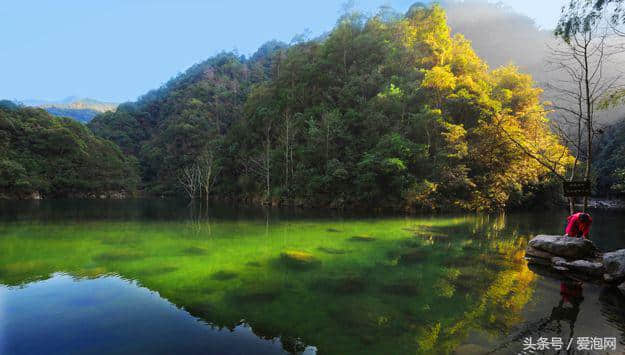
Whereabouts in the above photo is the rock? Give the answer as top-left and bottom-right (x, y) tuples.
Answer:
(528, 235), (598, 259)
(315, 275), (367, 294)
(528, 263), (572, 281)
(526, 245), (557, 260)
(525, 256), (552, 266)
(551, 256), (568, 266)
(349, 236), (376, 242)
(318, 247), (347, 254)
(603, 249), (625, 282)
(280, 250), (321, 269)
(398, 248), (427, 264)
(212, 270), (238, 281)
(526, 235), (625, 284)
(381, 280), (419, 296)
(564, 260), (605, 277)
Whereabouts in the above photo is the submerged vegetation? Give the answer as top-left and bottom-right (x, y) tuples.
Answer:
(88, 5), (569, 211)
(0, 211), (538, 354)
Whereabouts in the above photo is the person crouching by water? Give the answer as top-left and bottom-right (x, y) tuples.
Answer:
(565, 212), (592, 239)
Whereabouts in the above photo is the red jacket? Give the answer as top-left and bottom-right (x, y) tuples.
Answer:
(565, 213), (592, 238)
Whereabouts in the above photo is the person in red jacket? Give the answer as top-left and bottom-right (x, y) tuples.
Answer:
(565, 212), (592, 239)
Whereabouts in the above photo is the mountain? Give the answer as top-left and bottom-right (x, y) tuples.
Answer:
(20, 97), (118, 123)
(89, 5), (568, 211)
(40, 107), (101, 123)
(0, 100), (139, 199)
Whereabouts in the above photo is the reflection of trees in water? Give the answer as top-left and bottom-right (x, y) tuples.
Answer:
(185, 201), (212, 235)
(0, 213), (546, 354)
(484, 279), (584, 354)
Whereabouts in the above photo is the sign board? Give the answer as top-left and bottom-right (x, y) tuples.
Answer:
(563, 180), (591, 197)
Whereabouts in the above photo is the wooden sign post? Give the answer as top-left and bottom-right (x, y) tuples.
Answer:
(563, 180), (591, 197)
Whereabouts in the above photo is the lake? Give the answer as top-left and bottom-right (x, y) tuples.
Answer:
(1, 200), (625, 354)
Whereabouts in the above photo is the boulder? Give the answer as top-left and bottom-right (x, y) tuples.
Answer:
(528, 263), (571, 281)
(528, 235), (598, 259)
(563, 260), (605, 277)
(349, 236), (376, 242)
(526, 245), (557, 260)
(398, 248), (427, 264)
(551, 256), (567, 266)
(280, 250), (321, 269)
(547, 256), (604, 277)
(525, 256), (551, 266)
(603, 249), (625, 282)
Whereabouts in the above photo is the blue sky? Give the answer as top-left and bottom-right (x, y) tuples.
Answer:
(0, 1), (564, 103)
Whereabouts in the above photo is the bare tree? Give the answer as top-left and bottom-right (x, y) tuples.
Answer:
(178, 164), (201, 201)
(546, 12), (623, 212)
(197, 148), (221, 204)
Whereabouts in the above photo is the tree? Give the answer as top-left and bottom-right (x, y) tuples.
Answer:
(198, 147), (221, 203)
(557, 0), (625, 40)
(0, 105), (139, 198)
(551, 2), (623, 212)
(178, 164), (201, 201)
(89, 4), (572, 211)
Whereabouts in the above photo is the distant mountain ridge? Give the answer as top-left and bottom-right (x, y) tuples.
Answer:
(38, 97), (118, 113)
(20, 97), (119, 123)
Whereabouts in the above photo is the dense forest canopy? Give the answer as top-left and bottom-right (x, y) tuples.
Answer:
(0, 101), (138, 198)
(595, 119), (625, 194)
(89, 5), (570, 211)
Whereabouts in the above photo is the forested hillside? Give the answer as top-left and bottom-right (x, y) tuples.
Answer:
(595, 118), (625, 195)
(0, 101), (139, 199)
(90, 5), (569, 211)
(43, 107), (101, 123)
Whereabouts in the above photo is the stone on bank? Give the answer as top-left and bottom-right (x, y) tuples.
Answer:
(525, 235), (625, 284)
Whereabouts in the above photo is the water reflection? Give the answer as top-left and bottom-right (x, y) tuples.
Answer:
(1, 201), (625, 354)
(2, 273), (314, 355)
(552, 281), (584, 338)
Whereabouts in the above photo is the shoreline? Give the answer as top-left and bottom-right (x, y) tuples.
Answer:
(3, 193), (625, 213)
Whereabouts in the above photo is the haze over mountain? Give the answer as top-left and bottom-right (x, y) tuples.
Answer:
(443, 0), (553, 76)
(443, 0), (625, 125)
(19, 97), (118, 123)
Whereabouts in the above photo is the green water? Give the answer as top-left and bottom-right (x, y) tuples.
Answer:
(1, 200), (625, 354)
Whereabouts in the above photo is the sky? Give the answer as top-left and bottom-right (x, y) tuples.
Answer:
(0, 0), (565, 103)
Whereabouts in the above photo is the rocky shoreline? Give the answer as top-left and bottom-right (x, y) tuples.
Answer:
(526, 235), (625, 293)
(586, 198), (625, 210)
